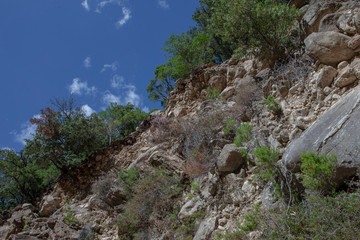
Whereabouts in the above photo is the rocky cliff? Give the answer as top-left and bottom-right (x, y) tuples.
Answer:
(1, 0), (360, 239)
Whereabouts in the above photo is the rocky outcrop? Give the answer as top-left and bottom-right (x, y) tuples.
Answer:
(283, 86), (360, 184)
(305, 31), (355, 65)
(217, 144), (245, 175)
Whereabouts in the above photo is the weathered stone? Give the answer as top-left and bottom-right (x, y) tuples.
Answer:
(217, 144), (245, 174)
(39, 195), (62, 217)
(173, 106), (187, 118)
(337, 61), (349, 70)
(209, 75), (227, 91)
(219, 86), (236, 100)
(301, 1), (340, 35)
(315, 66), (338, 88)
(305, 31), (355, 65)
(283, 86), (360, 185)
(243, 60), (256, 75)
(193, 217), (218, 240)
(104, 181), (126, 207)
(178, 199), (204, 220)
(350, 57), (360, 80)
(337, 9), (358, 35)
(348, 35), (360, 50)
(12, 234), (40, 240)
(319, 13), (340, 32)
(334, 66), (357, 87)
(234, 66), (246, 79)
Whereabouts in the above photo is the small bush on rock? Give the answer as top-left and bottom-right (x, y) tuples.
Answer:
(300, 152), (337, 194)
(264, 95), (281, 116)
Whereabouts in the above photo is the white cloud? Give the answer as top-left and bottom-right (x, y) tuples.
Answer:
(96, 0), (124, 13)
(69, 78), (97, 95)
(81, 0), (90, 11)
(116, 7), (132, 28)
(1, 147), (13, 151)
(83, 57), (91, 69)
(103, 91), (121, 105)
(11, 122), (37, 145)
(111, 75), (124, 88)
(124, 85), (141, 106)
(81, 104), (96, 116)
(101, 61), (119, 73)
(158, 0), (169, 9)
(142, 106), (150, 113)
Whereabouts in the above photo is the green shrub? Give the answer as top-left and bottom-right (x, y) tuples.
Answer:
(195, 0), (302, 60)
(117, 168), (183, 239)
(207, 88), (220, 100)
(64, 208), (79, 226)
(300, 152), (337, 193)
(264, 95), (281, 116)
(263, 190), (360, 239)
(118, 167), (140, 193)
(234, 123), (253, 157)
(234, 123), (253, 148)
(224, 119), (237, 135)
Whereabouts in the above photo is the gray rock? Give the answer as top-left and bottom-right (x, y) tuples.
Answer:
(315, 66), (338, 88)
(193, 217), (218, 240)
(337, 9), (358, 35)
(301, 0), (340, 35)
(178, 199), (204, 220)
(39, 195), (62, 217)
(217, 144), (245, 175)
(283, 86), (360, 184)
(334, 66), (357, 87)
(319, 13), (340, 32)
(209, 75), (227, 92)
(348, 35), (360, 50)
(350, 57), (360, 80)
(305, 31), (355, 65)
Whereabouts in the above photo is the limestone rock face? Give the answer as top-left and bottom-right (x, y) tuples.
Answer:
(39, 195), (62, 217)
(193, 217), (218, 240)
(178, 199), (204, 220)
(283, 86), (360, 184)
(301, 0), (340, 35)
(217, 144), (245, 175)
(305, 31), (355, 65)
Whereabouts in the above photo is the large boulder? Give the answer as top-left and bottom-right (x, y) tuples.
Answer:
(39, 195), (62, 217)
(301, 0), (340, 35)
(305, 31), (355, 65)
(305, 32), (355, 65)
(283, 86), (360, 184)
(217, 144), (245, 175)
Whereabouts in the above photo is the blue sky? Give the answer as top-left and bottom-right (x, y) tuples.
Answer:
(0, 0), (199, 151)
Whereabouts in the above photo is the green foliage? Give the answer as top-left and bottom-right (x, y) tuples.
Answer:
(207, 0), (302, 59)
(264, 95), (281, 115)
(207, 88), (220, 100)
(117, 168), (183, 239)
(0, 149), (59, 211)
(99, 103), (148, 144)
(118, 167), (140, 194)
(263, 190), (360, 239)
(64, 207), (79, 226)
(224, 119), (237, 136)
(300, 152), (337, 193)
(234, 123), (253, 148)
(147, 28), (214, 105)
(190, 181), (200, 193)
(240, 203), (261, 233)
